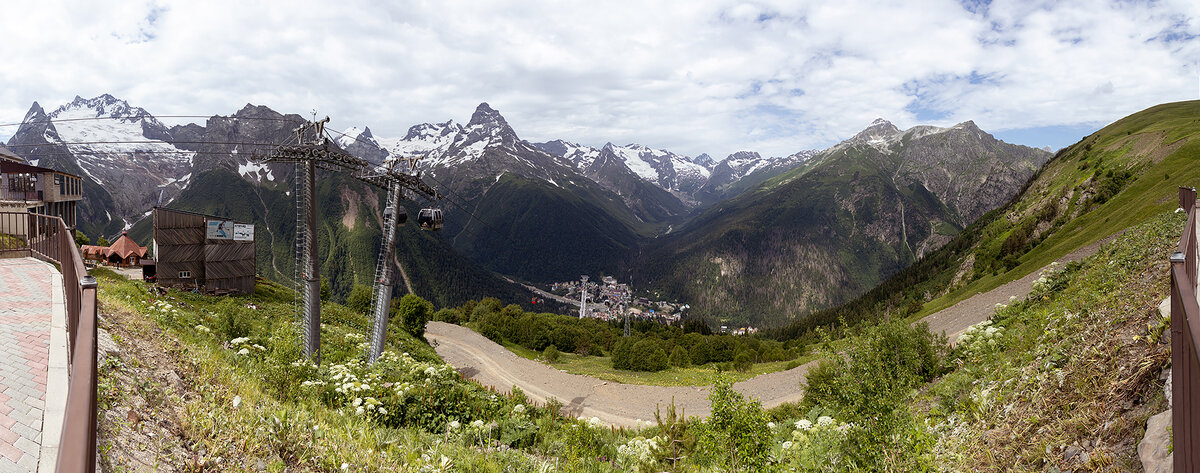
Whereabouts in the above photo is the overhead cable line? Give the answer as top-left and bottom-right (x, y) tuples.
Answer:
(0, 114), (305, 129)
(325, 125), (525, 248)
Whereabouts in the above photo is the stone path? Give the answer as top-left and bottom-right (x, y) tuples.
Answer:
(0, 258), (66, 472)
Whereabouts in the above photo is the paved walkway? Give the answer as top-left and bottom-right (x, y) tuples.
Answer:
(0, 258), (67, 472)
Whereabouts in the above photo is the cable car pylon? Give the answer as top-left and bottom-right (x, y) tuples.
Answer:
(356, 156), (442, 362)
(261, 116), (368, 364)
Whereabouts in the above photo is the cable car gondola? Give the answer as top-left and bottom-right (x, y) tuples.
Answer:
(384, 205), (407, 225)
(417, 208), (443, 231)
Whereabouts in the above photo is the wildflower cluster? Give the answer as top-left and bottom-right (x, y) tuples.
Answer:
(616, 436), (662, 471)
(776, 415), (851, 467)
(957, 320), (1005, 356)
(229, 337), (266, 356)
(1030, 261), (1066, 298)
(150, 299), (180, 318)
(343, 332), (369, 352)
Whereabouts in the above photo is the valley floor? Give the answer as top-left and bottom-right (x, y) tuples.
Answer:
(430, 234), (1113, 429)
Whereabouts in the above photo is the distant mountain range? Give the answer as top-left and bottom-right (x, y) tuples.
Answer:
(636, 117), (1050, 325)
(4, 94), (1049, 325)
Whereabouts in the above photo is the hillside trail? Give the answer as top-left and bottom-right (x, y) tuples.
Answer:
(426, 234), (1115, 427)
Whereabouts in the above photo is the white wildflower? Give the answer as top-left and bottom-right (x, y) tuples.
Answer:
(513, 404), (525, 414)
(767, 421), (776, 429)
(448, 420), (461, 430)
(795, 419), (812, 430)
(817, 416), (834, 427)
(782, 441), (793, 450)
(236, 348), (250, 356)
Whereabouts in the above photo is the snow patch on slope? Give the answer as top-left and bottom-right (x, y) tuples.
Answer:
(238, 162), (275, 182)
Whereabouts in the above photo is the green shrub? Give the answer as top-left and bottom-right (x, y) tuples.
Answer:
(669, 345), (690, 367)
(612, 338), (669, 372)
(697, 377), (770, 472)
(214, 308), (252, 340)
(733, 351), (753, 372)
(346, 284), (373, 314)
(392, 294), (434, 338)
(542, 345), (560, 363)
(801, 319), (946, 469)
(433, 307), (461, 325)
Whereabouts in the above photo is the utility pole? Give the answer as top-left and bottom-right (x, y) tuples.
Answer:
(623, 299), (630, 337)
(624, 284), (633, 336)
(579, 275), (590, 319)
(262, 116), (368, 363)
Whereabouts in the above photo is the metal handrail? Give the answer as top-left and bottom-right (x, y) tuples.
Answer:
(0, 211), (97, 472)
(1170, 187), (1200, 471)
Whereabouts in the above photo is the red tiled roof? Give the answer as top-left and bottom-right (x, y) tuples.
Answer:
(104, 233), (147, 260)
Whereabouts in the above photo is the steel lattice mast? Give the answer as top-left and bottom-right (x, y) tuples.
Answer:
(356, 157), (440, 363)
(262, 117), (368, 363)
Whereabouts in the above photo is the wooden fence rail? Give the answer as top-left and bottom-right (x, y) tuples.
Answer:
(1171, 187), (1200, 472)
(0, 212), (97, 472)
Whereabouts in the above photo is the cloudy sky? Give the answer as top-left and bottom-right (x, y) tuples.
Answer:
(2, 0), (1198, 158)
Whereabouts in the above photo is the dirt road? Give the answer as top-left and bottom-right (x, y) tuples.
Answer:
(427, 235), (1114, 426)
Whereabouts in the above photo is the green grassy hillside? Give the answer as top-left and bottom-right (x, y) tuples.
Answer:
(922, 100), (1200, 316)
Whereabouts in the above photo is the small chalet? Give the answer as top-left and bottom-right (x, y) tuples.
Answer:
(82, 232), (148, 267)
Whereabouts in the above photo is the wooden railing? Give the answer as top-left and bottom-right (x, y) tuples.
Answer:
(0, 212), (97, 472)
(1171, 187), (1200, 471)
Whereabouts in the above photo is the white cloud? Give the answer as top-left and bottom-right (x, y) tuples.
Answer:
(0, 0), (1196, 158)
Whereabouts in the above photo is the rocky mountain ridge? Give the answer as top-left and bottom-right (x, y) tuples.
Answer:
(636, 118), (1053, 326)
(6, 94), (1052, 325)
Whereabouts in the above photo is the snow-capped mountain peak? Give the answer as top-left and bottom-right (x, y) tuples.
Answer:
(7, 93), (197, 232)
(465, 102), (517, 143)
(22, 102), (46, 124)
(52, 94), (163, 128)
(692, 153), (716, 167)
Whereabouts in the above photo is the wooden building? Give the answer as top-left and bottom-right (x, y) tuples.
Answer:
(0, 146), (84, 229)
(80, 232), (147, 267)
(153, 207), (256, 294)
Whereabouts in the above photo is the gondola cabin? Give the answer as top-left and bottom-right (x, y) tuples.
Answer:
(384, 205), (407, 225)
(417, 208), (443, 231)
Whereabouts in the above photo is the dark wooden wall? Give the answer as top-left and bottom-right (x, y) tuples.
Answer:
(153, 207), (255, 294)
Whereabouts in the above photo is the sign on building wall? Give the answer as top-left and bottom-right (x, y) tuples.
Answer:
(233, 223), (254, 242)
(206, 220), (234, 240)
